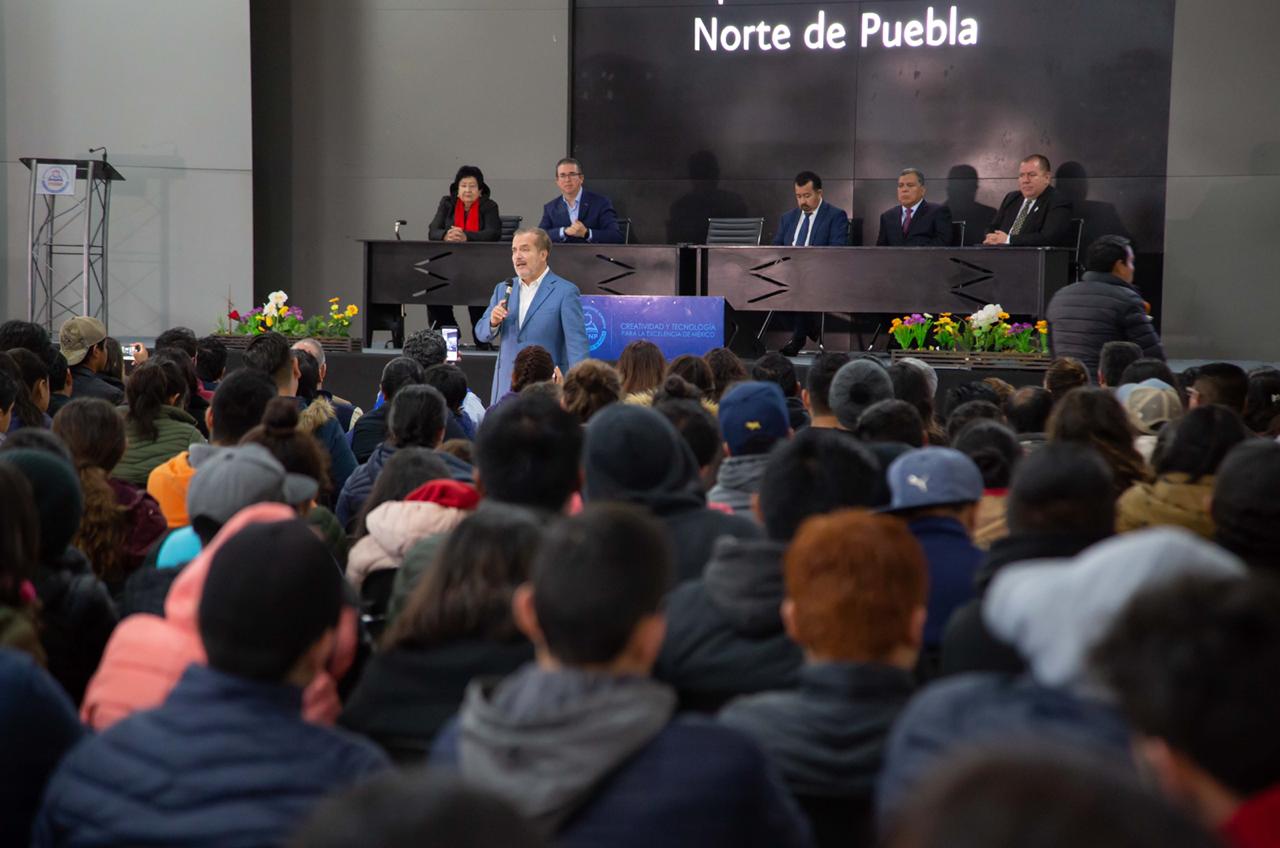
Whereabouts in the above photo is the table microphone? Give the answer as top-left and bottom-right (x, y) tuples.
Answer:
(394, 219), (407, 240)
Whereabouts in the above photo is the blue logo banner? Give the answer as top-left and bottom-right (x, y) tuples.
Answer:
(580, 296), (725, 361)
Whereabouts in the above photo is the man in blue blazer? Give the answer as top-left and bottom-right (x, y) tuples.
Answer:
(538, 158), (624, 244)
(475, 227), (590, 404)
(876, 168), (954, 246)
(772, 171), (850, 356)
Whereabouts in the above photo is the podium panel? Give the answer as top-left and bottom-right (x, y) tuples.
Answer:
(361, 240), (683, 345)
(702, 246), (1070, 315)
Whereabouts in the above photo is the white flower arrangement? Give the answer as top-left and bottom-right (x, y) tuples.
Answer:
(969, 303), (1005, 330)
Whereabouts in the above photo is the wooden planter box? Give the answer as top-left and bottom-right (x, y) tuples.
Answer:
(890, 348), (1051, 370)
(214, 334), (361, 353)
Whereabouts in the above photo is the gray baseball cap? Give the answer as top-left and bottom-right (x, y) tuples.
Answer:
(882, 447), (984, 512)
(186, 443), (318, 525)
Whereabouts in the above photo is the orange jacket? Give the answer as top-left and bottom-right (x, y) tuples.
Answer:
(147, 450), (196, 528)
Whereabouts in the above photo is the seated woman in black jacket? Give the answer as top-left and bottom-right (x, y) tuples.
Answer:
(428, 165), (501, 332)
(339, 508), (540, 763)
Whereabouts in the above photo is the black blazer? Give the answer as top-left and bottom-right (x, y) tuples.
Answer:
(986, 185), (1073, 247)
(428, 195), (501, 242)
(876, 200), (953, 246)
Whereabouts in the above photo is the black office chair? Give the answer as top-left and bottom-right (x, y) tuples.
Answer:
(499, 215), (523, 242)
(1069, 217), (1086, 279)
(951, 219), (968, 246)
(706, 217), (765, 245)
(359, 569), (398, 642)
(616, 217), (633, 244)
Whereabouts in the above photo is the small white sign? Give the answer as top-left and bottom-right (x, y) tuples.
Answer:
(36, 163), (76, 196)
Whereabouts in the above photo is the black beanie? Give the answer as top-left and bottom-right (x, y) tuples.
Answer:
(1212, 440), (1280, 573)
(0, 449), (82, 561)
(198, 519), (344, 682)
(583, 404), (705, 516)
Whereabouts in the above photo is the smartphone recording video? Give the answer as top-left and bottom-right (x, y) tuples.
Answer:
(443, 327), (459, 363)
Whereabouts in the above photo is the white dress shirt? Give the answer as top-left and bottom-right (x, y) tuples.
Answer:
(518, 266), (551, 328)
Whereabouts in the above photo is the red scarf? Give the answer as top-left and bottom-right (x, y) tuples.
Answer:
(453, 198), (481, 232)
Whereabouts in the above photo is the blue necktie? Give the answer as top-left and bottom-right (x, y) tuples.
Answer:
(794, 211), (812, 246)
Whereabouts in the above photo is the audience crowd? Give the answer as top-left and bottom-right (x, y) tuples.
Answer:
(2, 313), (1278, 848)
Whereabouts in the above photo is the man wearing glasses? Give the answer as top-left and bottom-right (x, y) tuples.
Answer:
(539, 158), (624, 244)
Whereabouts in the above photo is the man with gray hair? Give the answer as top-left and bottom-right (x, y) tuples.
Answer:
(876, 168), (953, 246)
(475, 227), (589, 404)
(291, 337), (360, 431)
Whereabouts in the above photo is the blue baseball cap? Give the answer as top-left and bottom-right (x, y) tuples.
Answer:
(883, 447), (984, 512)
(718, 381), (790, 456)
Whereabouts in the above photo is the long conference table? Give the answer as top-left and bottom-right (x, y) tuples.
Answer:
(361, 240), (1071, 346)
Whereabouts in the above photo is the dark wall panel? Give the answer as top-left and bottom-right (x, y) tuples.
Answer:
(572, 0), (1175, 308)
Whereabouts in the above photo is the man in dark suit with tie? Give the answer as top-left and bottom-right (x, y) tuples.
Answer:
(876, 168), (953, 246)
(773, 171), (850, 356)
(538, 158), (624, 244)
(983, 154), (1074, 247)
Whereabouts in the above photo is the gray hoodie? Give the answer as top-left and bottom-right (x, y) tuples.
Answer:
(708, 453), (771, 515)
(458, 665), (676, 834)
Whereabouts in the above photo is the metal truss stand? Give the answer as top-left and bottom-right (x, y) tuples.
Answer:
(21, 156), (125, 333)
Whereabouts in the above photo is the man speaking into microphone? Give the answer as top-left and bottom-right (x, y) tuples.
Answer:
(475, 227), (589, 404)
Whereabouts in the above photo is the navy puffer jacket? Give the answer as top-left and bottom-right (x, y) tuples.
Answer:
(34, 664), (389, 847)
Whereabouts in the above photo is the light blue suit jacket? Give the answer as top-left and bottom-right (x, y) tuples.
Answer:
(475, 270), (589, 404)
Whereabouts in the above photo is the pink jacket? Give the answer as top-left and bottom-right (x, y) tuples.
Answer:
(346, 499), (472, 589)
(80, 502), (358, 730)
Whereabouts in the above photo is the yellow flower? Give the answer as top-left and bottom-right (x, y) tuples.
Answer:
(329, 296), (340, 303)
(345, 304), (359, 317)
(280, 306), (289, 317)
(265, 315), (274, 328)
(998, 312), (1010, 320)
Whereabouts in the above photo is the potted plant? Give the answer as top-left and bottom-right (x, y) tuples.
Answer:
(214, 291), (361, 352)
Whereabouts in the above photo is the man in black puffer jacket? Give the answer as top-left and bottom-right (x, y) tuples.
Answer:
(1046, 235), (1164, 375)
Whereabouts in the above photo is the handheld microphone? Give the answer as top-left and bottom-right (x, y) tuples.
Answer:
(489, 283), (514, 334)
